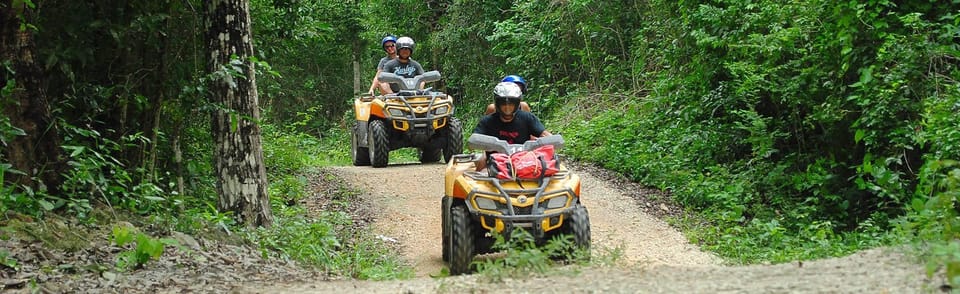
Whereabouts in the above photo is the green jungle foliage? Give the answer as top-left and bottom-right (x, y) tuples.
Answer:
(1, 0), (958, 285)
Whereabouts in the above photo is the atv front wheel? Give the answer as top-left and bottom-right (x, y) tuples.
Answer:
(351, 124), (370, 166)
(563, 204), (591, 259)
(443, 118), (463, 163)
(448, 205), (475, 275)
(368, 120), (390, 168)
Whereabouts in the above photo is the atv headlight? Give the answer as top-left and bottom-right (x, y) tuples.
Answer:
(432, 106), (449, 115)
(545, 195), (569, 209)
(474, 197), (499, 210)
(388, 108), (406, 117)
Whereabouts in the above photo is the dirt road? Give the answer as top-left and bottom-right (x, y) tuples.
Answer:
(251, 162), (947, 294)
(243, 161), (944, 293)
(330, 162), (720, 278)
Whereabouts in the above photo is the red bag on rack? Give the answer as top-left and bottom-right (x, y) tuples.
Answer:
(488, 145), (559, 180)
(489, 153), (513, 179)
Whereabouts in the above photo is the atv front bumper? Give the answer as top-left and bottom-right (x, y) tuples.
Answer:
(463, 176), (579, 238)
(471, 206), (574, 239)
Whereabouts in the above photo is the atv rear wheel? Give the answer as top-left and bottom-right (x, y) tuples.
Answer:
(448, 205), (475, 275)
(420, 147), (442, 163)
(563, 204), (591, 259)
(443, 118), (463, 163)
(351, 124), (370, 166)
(368, 120), (390, 168)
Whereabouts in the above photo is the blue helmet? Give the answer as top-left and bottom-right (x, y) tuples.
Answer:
(501, 75), (527, 93)
(381, 35), (397, 49)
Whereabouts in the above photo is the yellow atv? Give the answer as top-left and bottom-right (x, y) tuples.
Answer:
(441, 134), (590, 275)
(351, 71), (462, 167)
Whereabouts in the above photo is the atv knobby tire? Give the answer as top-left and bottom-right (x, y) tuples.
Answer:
(441, 197), (451, 262)
(351, 124), (370, 166)
(420, 147), (442, 163)
(563, 204), (592, 259)
(448, 205), (475, 275)
(443, 117), (463, 163)
(368, 120), (390, 168)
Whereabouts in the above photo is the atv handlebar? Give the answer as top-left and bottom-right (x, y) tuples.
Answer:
(467, 134), (564, 155)
(378, 70), (441, 91)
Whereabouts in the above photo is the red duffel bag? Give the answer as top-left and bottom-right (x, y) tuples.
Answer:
(488, 145), (559, 180)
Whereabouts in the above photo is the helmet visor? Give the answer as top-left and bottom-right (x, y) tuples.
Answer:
(495, 96), (520, 106)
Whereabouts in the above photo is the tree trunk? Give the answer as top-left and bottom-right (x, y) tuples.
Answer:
(350, 0), (361, 95)
(353, 38), (360, 95)
(203, 0), (273, 227)
(1, 1), (64, 194)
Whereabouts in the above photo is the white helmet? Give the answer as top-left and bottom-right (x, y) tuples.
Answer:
(493, 82), (523, 113)
(396, 36), (415, 54)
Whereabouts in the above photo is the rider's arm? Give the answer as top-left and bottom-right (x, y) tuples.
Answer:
(369, 68), (383, 94)
(369, 58), (390, 94)
(414, 61), (426, 89)
(471, 117), (495, 171)
(379, 60), (398, 94)
(528, 112), (549, 139)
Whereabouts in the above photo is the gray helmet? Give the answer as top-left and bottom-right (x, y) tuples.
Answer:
(396, 36), (415, 55)
(493, 82), (523, 113)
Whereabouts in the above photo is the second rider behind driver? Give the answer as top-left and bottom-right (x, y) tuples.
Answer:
(380, 36), (425, 94)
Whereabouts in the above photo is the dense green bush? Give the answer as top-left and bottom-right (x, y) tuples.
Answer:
(545, 0), (960, 271)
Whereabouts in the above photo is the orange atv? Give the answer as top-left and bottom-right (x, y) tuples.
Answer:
(351, 71), (462, 167)
(441, 134), (591, 275)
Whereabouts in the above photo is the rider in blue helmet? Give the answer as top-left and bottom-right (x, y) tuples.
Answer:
(501, 75), (527, 93)
(473, 81), (551, 171)
(485, 75), (532, 115)
(368, 35), (398, 95)
(380, 37), (426, 93)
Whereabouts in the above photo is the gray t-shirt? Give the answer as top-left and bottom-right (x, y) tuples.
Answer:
(376, 57), (393, 71)
(381, 58), (425, 92)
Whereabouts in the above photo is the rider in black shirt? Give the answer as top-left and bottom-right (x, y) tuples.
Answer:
(474, 81), (550, 143)
(473, 81), (551, 170)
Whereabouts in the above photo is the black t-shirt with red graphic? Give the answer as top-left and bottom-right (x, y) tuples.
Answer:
(472, 111), (546, 144)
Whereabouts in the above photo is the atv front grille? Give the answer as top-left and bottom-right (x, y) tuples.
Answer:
(510, 205), (533, 215)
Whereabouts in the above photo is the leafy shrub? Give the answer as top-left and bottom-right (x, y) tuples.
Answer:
(58, 121), (168, 217)
(245, 205), (412, 280)
(0, 249), (18, 270)
(473, 229), (591, 282)
(111, 226), (177, 270)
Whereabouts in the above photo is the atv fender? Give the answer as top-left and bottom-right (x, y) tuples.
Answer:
(354, 98), (386, 122)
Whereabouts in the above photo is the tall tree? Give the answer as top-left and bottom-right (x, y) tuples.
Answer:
(1, 0), (64, 194)
(203, 0), (272, 227)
